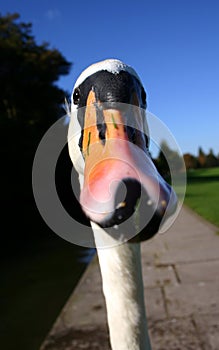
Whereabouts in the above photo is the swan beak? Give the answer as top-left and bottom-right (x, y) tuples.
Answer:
(79, 90), (177, 240)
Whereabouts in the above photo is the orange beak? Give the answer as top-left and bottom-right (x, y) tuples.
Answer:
(79, 90), (175, 238)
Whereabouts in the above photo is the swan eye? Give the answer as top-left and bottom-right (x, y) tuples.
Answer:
(73, 88), (80, 105)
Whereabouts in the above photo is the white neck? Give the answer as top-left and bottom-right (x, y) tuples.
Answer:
(92, 224), (151, 350)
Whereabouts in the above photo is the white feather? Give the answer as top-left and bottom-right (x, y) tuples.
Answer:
(72, 58), (142, 93)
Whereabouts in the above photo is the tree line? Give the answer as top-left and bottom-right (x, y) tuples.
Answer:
(183, 147), (219, 170)
(153, 142), (219, 180)
(0, 12), (72, 252)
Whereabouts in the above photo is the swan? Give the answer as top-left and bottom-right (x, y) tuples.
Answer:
(68, 59), (177, 350)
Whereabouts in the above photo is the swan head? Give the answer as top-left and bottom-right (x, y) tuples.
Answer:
(68, 59), (177, 242)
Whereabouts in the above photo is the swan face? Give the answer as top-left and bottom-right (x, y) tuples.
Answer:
(68, 59), (177, 241)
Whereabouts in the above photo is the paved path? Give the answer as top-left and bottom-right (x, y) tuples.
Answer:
(40, 206), (219, 350)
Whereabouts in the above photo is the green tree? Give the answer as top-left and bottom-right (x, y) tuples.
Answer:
(154, 140), (183, 180)
(0, 12), (71, 127)
(0, 13), (72, 247)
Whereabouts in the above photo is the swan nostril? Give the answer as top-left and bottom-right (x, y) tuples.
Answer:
(97, 179), (142, 228)
(113, 179), (142, 224)
(97, 177), (170, 242)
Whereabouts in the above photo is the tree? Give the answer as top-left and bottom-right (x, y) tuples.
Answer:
(197, 147), (207, 168)
(0, 13), (71, 127)
(183, 153), (198, 170)
(154, 140), (183, 180)
(0, 13), (72, 250)
(206, 148), (218, 168)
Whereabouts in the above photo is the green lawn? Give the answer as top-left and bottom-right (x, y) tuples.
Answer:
(185, 167), (219, 227)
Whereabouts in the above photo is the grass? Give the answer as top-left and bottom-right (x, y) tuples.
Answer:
(185, 167), (219, 227)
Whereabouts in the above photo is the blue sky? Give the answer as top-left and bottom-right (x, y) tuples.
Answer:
(2, 0), (219, 156)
